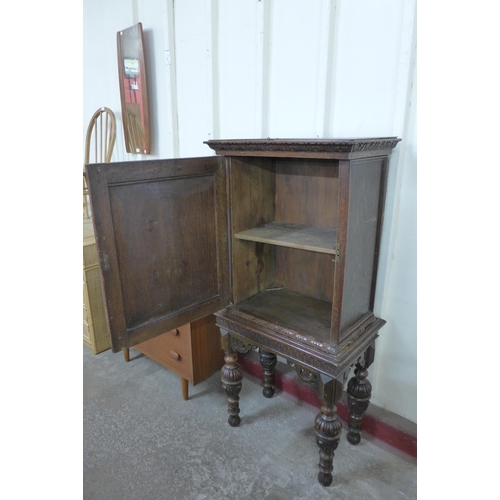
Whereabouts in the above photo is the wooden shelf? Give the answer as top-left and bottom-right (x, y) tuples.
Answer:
(235, 288), (332, 342)
(234, 222), (337, 254)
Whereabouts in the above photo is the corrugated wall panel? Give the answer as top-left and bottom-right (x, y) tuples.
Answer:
(83, 0), (417, 422)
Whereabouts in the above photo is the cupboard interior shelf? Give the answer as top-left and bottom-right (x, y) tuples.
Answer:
(235, 288), (332, 342)
(234, 222), (337, 254)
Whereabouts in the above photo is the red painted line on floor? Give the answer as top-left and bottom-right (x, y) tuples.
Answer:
(238, 356), (416, 459)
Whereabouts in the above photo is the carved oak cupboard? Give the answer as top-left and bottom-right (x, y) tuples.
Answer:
(86, 138), (400, 486)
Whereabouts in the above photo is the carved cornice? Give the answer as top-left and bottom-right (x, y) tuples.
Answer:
(204, 138), (401, 157)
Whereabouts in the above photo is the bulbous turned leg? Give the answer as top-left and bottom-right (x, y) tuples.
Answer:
(259, 349), (277, 398)
(221, 352), (243, 427)
(314, 377), (343, 487)
(346, 363), (372, 445)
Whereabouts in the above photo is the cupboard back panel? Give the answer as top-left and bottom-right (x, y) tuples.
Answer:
(338, 158), (385, 339)
(275, 159), (339, 228)
(230, 157), (337, 306)
(230, 158), (276, 304)
(109, 175), (219, 329)
(274, 247), (334, 303)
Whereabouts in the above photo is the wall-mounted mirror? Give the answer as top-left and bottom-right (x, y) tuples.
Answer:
(117, 22), (150, 154)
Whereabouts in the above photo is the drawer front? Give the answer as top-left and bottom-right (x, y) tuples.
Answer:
(160, 324), (191, 349)
(134, 326), (193, 380)
(83, 242), (99, 269)
(83, 321), (91, 344)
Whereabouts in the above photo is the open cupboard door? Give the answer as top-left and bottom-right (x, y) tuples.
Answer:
(85, 156), (230, 352)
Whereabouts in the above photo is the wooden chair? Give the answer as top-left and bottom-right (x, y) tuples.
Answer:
(83, 107), (116, 218)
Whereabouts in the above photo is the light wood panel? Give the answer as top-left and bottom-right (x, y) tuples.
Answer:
(235, 222), (337, 254)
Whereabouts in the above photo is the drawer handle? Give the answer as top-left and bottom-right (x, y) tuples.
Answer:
(169, 350), (181, 361)
(169, 328), (180, 337)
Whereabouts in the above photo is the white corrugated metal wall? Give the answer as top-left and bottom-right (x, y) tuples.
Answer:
(83, 0), (417, 423)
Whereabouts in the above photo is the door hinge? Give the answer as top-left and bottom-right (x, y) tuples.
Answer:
(101, 252), (110, 270)
(334, 243), (341, 262)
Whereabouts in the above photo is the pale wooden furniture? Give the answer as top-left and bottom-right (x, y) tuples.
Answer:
(134, 315), (224, 400)
(85, 138), (400, 486)
(83, 107), (116, 353)
(83, 219), (111, 354)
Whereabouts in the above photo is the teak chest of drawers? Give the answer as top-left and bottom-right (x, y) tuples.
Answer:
(86, 137), (400, 486)
(134, 315), (223, 400)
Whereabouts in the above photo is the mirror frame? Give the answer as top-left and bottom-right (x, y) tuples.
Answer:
(117, 22), (151, 154)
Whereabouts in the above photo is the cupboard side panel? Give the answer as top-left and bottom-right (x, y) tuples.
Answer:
(338, 158), (385, 341)
(230, 157), (276, 304)
(190, 314), (225, 384)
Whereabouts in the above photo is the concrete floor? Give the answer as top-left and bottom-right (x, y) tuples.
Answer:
(83, 345), (417, 500)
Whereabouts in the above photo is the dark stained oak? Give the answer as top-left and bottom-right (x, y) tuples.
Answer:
(86, 156), (230, 352)
(235, 288), (332, 343)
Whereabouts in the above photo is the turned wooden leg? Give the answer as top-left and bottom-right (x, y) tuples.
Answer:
(181, 377), (189, 401)
(259, 349), (277, 398)
(221, 350), (243, 427)
(346, 345), (375, 445)
(314, 376), (343, 487)
(123, 348), (130, 362)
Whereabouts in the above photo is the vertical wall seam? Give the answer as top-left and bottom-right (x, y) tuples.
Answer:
(371, 1), (417, 409)
(314, 0), (333, 138)
(254, 0), (265, 137)
(204, 0), (219, 144)
(171, 0), (180, 157)
(261, 0), (272, 137)
(375, 0), (417, 313)
(325, 0), (341, 136)
(211, 0), (220, 141)
(163, 0), (180, 157)
(323, 0), (339, 137)
(132, 0), (139, 27)
(204, 0), (213, 141)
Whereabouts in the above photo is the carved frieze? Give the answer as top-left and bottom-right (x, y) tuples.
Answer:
(216, 312), (381, 379)
(231, 337), (257, 354)
(287, 360), (318, 386)
(226, 308), (337, 354)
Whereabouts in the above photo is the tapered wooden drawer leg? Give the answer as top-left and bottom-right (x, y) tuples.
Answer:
(181, 377), (189, 401)
(123, 348), (130, 362)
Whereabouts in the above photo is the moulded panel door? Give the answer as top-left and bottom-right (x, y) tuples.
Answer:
(85, 156), (230, 352)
